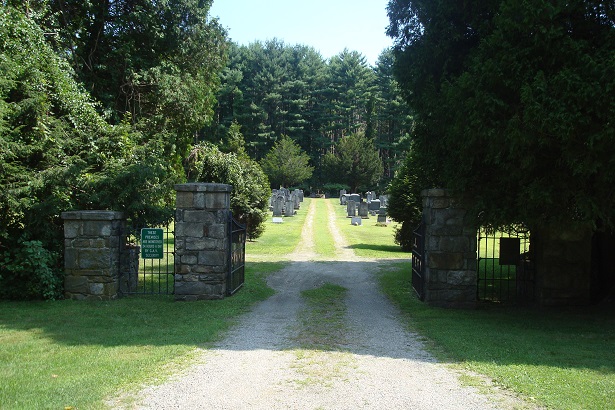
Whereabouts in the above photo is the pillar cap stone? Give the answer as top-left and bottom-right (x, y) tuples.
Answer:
(61, 210), (124, 220)
(175, 183), (232, 193)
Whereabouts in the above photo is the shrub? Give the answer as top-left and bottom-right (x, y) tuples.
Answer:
(185, 142), (270, 240)
(0, 240), (62, 300)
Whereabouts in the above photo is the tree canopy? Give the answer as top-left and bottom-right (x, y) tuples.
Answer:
(387, 0), (615, 229)
(323, 132), (384, 193)
(260, 135), (314, 188)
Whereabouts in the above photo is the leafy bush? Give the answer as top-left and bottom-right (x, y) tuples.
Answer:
(185, 142), (270, 240)
(0, 240), (62, 300)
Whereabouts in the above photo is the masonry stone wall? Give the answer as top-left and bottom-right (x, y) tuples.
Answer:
(174, 183), (232, 301)
(61, 211), (124, 300)
(421, 189), (477, 308)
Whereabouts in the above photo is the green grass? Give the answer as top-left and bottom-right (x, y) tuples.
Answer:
(0, 262), (277, 409)
(296, 283), (348, 350)
(246, 198), (310, 259)
(311, 199), (337, 258)
(378, 262), (615, 410)
(330, 198), (408, 259)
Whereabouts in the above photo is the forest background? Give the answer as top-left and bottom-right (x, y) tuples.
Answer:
(0, 1), (411, 300)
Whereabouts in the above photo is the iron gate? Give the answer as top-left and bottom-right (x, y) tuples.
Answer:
(119, 224), (175, 295)
(477, 227), (534, 304)
(227, 214), (246, 296)
(412, 222), (426, 300)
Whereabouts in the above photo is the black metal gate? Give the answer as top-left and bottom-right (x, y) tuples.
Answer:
(477, 227), (535, 304)
(412, 222), (426, 300)
(119, 224), (175, 295)
(227, 214), (246, 296)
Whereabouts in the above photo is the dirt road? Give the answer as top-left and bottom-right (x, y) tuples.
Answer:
(126, 199), (531, 409)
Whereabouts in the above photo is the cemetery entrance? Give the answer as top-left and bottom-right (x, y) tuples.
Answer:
(120, 224), (175, 295)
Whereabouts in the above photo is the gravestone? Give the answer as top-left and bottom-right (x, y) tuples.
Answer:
(340, 194), (350, 205)
(377, 213), (387, 224)
(369, 199), (381, 211)
(272, 196), (284, 217)
(292, 193), (300, 210)
(347, 201), (357, 217)
(350, 193), (361, 203)
(351, 216), (362, 225)
(358, 202), (369, 218)
(284, 200), (295, 217)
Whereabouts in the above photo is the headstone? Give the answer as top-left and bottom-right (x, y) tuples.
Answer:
(272, 196), (284, 217)
(351, 216), (362, 225)
(366, 192), (374, 202)
(350, 193), (361, 203)
(358, 202), (369, 218)
(293, 193), (300, 210)
(284, 200), (295, 217)
(369, 199), (381, 211)
(379, 195), (389, 208)
(340, 194), (349, 205)
(272, 217), (284, 224)
(347, 201), (356, 217)
(377, 214), (387, 224)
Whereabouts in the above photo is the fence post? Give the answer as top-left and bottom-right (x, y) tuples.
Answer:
(61, 210), (125, 300)
(174, 183), (232, 301)
(421, 189), (477, 308)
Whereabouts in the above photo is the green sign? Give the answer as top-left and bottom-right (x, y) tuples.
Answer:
(141, 228), (164, 259)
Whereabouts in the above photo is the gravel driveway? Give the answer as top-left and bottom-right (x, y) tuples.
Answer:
(124, 199), (532, 409)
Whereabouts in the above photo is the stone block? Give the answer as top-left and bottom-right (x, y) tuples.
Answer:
(183, 210), (213, 224)
(447, 270), (476, 286)
(439, 237), (470, 253)
(64, 275), (88, 294)
(198, 250), (226, 266)
(83, 221), (112, 237)
(206, 192), (230, 210)
(186, 237), (218, 251)
(428, 252), (464, 270)
(78, 249), (110, 270)
(176, 192), (194, 209)
(193, 193), (206, 209)
(64, 221), (81, 239)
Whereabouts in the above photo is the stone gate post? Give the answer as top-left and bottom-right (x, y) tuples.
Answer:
(174, 183), (232, 301)
(62, 210), (124, 300)
(421, 189), (477, 308)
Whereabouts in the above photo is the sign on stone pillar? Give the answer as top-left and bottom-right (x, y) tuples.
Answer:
(174, 183), (231, 301)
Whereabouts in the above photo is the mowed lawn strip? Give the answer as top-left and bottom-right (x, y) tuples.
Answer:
(312, 198), (336, 258)
(378, 262), (615, 410)
(246, 197), (310, 260)
(330, 198), (408, 259)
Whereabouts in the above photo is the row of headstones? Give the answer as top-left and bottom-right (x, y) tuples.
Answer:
(270, 188), (304, 217)
(339, 190), (389, 224)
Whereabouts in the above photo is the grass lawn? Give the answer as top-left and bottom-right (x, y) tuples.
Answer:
(3, 195), (614, 409)
(378, 262), (615, 410)
(329, 198), (408, 259)
(0, 262), (278, 409)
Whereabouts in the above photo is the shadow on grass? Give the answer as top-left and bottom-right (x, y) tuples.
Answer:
(0, 262), (281, 348)
(347, 243), (408, 254)
(379, 261), (615, 377)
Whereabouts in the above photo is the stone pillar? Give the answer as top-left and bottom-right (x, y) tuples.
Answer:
(533, 222), (593, 306)
(174, 183), (232, 301)
(62, 211), (124, 300)
(422, 189), (477, 308)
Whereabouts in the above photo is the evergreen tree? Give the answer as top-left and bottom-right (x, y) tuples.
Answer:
(260, 135), (314, 188)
